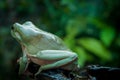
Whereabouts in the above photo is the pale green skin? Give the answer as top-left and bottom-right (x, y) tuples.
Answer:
(11, 21), (79, 76)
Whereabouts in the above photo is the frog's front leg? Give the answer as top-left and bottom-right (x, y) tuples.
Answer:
(31, 50), (78, 76)
(18, 56), (30, 74)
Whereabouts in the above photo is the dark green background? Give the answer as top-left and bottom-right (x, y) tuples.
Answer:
(0, 0), (120, 80)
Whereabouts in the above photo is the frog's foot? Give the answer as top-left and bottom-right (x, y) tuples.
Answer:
(17, 57), (22, 63)
(35, 67), (42, 76)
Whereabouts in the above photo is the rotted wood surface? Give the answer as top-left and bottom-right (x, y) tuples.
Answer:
(16, 62), (120, 80)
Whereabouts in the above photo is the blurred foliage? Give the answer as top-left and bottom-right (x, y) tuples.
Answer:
(0, 0), (120, 80)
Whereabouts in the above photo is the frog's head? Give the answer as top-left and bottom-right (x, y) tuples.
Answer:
(11, 21), (42, 45)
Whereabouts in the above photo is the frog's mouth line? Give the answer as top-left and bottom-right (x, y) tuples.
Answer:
(15, 32), (21, 40)
(11, 29), (22, 42)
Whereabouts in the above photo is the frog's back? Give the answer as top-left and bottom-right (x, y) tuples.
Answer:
(38, 32), (69, 50)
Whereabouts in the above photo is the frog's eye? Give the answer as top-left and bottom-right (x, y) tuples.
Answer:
(23, 21), (33, 26)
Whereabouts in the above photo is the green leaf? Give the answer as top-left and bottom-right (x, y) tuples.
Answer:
(100, 27), (116, 46)
(75, 47), (87, 67)
(66, 19), (80, 37)
(65, 18), (86, 38)
(78, 38), (112, 61)
(64, 38), (75, 48)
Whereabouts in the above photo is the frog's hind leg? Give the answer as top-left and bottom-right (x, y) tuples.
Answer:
(34, 50), (77, 76)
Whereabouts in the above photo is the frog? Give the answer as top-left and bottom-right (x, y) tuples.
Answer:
(11, 21), (79, 76)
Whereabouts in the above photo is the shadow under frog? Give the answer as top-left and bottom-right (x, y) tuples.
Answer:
(11, 21), (79, 76)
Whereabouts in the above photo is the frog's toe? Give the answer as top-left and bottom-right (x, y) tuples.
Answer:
(35, 72), (39, 76)
(35, 69), (42, 76)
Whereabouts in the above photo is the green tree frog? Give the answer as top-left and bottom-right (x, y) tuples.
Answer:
(11, 21), (79, 76)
